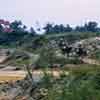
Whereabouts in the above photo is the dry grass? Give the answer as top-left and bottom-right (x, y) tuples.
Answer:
(0, 71), (26, 83)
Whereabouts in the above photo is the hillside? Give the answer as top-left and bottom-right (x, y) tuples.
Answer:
(0, 34), (100, 69)
(0, 33), (100, 99)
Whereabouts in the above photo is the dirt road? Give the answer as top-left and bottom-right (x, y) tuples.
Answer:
(0, 70), (69, 83)
(82, 58), (100, 65)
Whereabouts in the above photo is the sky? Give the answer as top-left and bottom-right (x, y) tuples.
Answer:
(0, 0), (100, 28)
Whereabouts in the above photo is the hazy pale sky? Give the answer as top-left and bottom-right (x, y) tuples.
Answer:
(0, 0), (100, 27)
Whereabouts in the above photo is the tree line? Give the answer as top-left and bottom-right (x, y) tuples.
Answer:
(44, 21), (100, 34)
(0, 19), (100, 46)
(0, 19), (100, 34)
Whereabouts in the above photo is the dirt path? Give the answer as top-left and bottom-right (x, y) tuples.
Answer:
(0, 71), (26, 83)
(82, 58), (100, 65)
(0, 70), (69, 83)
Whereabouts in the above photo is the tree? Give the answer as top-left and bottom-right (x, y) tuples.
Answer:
(59, 24), (66, 33)
(10, 20), (23, 33)
(65, 24), (72, 32)
(87, 21), (98, 32)
(44, 23), (73, 34)
(75, 26), (86, 32)
(53, 24), (61, 33)
(30, 27), (36, 36)
(43, 23), (54, 34)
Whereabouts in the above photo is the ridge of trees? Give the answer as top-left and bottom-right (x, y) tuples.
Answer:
(0, 19), (100, 34)
(44, 21), (100, 34)
(0, 19), (100, 46)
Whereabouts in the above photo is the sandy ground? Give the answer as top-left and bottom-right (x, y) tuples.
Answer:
(0, 56), (8, 64)
(82, 58), (100, 65)
(0, 96), (28, 100)
(0, 71), (26, 83)
(0, 70), (69, 99)
(0, 70), (69, 83)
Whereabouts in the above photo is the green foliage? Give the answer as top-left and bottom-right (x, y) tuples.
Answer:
(38, 68), (100, 100)
(36, 47), (83, 68)
(35, 47), (57, 68)
(44, 21), (99, 34)
(1, 65), (100, 99)
(35, 46), (81, 68)
(92, 50), (100, 60)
